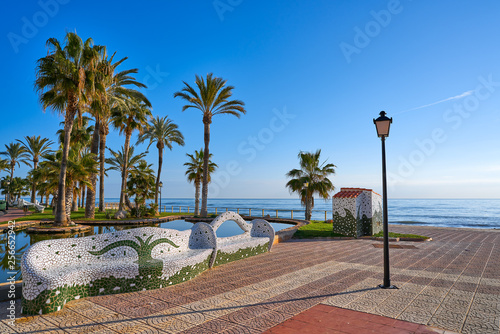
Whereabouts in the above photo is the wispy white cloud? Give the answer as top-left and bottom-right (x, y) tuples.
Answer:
(396, 90), (474, 115)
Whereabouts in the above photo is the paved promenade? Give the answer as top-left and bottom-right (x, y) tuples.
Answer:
(1, 225), (499, 333)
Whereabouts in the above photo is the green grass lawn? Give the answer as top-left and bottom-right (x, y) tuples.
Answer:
(293, 221), (429, 240)
(372, 231), (429, 239)
(293, 221), (346, 239)
(7, 207), (193, 223)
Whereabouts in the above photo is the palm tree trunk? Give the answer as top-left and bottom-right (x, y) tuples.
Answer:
(98, 123), (108, 212)
(194, 179), (200, 216)
(201, 121), (210, 217)
(81, 184), (85, 208)
(85, 119), (100, 218)
(65, 182), (73, 220)
(55, 106), (77, 227)
(31, 160), (38, 203)
(154, 144), (163, 214)
(77, 182), (81, 208)
(8, 167), (14, 204)
(117, 131), (131, 215)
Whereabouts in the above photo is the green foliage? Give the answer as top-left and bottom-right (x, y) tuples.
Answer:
(127, 160), (156, 216)
(293, 221), (346, 239)
(105, 209), (116, 219)
(285, 149), (336, 221)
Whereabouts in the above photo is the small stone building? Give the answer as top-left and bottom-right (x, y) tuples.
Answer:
(332, 188), (383, 238)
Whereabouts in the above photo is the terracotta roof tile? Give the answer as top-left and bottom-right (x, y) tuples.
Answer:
(333, 188), (381, 198)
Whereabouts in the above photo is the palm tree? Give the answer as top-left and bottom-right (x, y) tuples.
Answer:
(174, 73), (246, 217)
(0, 159), (9, 174)
(7, 177), (30, 202)
(106, 146), (148, 176)
(0, 143), (30, 203)
(17, 136), (54, 203)
(43, 149), (98, 220)
(34, 31), (103, 226)
(285, 150), (336, 221)
(127, 160), (156, 217)
(184, 149), (218, 216)
(89, 49), (150, 213)
(110, 99), (152, 218)
(137, 116), (184, 213)
(106, 146), (147, 210)
(56, 117), (94, 209)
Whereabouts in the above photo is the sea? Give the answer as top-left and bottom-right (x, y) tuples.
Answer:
(102, 198), (500, 230)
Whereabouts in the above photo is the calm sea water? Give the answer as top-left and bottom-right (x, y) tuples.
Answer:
(103, 198), (500, 230)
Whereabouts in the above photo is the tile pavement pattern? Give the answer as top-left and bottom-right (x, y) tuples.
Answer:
(1, 224), (499, 333)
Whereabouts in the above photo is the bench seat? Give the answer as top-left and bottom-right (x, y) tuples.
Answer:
(210, 212), (275, 267)
(21, 224), (216, 315)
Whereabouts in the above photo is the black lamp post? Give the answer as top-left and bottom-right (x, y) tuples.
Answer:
(373, 111), (397, 289)
(303, 182), (309, 220)
(159, 181), (163, 213)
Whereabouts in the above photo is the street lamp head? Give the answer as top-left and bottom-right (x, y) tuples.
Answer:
(303, 182), (309, 188)
(373, 111), (393, 138)
(159, 181), (163, 188)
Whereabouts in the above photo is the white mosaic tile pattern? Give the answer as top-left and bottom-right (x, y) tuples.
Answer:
(21, 223), (217, 302)
(209, 212), (275, 266)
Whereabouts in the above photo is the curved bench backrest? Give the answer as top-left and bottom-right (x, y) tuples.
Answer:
(22, 225), (212, 276)
(210, 211), (251, 233)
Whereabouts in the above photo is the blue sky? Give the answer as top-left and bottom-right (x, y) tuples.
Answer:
(1, 0), (499, 199)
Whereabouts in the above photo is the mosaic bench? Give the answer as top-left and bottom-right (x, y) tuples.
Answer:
(210, 211), (275, 267)
(21, 224), (216, 315)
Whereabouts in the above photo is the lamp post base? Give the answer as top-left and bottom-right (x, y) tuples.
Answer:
(378, 284), (398, 289)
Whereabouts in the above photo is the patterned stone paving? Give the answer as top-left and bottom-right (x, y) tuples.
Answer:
(0, 225), (499, 333)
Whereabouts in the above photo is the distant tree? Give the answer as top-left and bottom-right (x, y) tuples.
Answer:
(137, 116), (184, 213)
(6, 177), (30, 202)
(0, 143), (30, 203)
(106, 146), (148, 210)
(174, 73), (245, 216)
(127, 160), (156, 217)
(17, 136), (54, 203)
(184, 149), (218, 216)
(286, 150), (336, 221)
(111, 98), (151, 218)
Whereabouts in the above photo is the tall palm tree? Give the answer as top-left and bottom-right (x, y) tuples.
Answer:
(34, 31), (103, 226)
(285, 150), (336, 221)
(106, 146), (147, 210)
(174, 73), (246, 217)
(89, 49), (150, 213)
(184, 149), (218, 216)
(0, 143), (30, 203)
(137, 116), (184, 213)
(17, 136), (54, 203)
(57, 117), (93, 209)
(111, 99), (152, 218)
